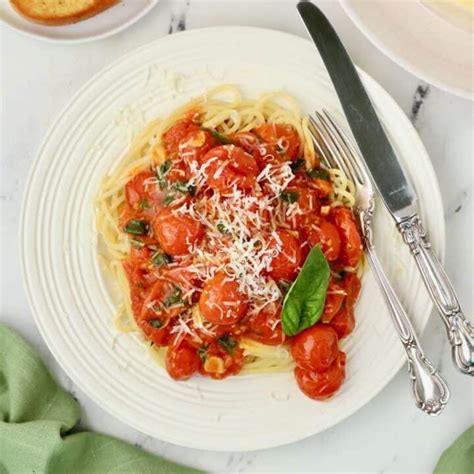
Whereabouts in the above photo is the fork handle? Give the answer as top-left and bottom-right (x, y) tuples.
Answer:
(360, 209), (449, 415)
(398, 214), (474, 376)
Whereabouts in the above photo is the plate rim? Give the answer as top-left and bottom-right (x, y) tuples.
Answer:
(0, 0), (159, 44)
(339, 0), (474, 101)
(19, 26), (446, 451)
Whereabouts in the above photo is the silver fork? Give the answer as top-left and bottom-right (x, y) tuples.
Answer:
(308, 111), (450, 416)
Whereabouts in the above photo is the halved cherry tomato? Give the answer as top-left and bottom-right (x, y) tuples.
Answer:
(313, 178), (333, 198)
(307, 217), (341, 262)
(125, 170), (164, 213)
(166, 340), (201, 380)
(232, 132), (260, 154)
(245, 305), (285, 345)
(267, 230), (303, 281)
(139, 317), (174, 347)
(344, 272), (361, 310)
(198, 339), (246, 379)
(153, 207), (204, 256)
(331, 307), (355, 339)
(178, 129), (216, 163)
(294, 351), (346, 400)
(321, 279), (346, 323)
(199, 272), (248, 325)
(291, 325), (339, 372)
(202, 145), (259, 192)
(331, 207), (362, 268)
(162, 119), (200, 154)
(254, 123), (301, 160)
(139, 279), (186, 321)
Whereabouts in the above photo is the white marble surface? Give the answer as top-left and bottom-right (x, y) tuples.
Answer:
(1, 0), (473, 472)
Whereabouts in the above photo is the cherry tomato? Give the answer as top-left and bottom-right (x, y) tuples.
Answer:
(162, 119), (200, 154)
(291, 325), (339, 372)
(254, 123), (301, 160)
(139, 317), (174, 347)
(313, 178), (333, 198)
(344, 272), (361, 310)
(245, 305), (285, 345)
(267, 230), (303, 281)
(125, 170), (164, 214)
(199, 272), (248, 325)
(202, 145), (259, 192)
(232, 132), (260, 154)
(331, 307), (355, 339)
(153, 207), (204, 256)
(321, 280), (346, 323)
(166, 340), (201, 380)
(178, 129), (216, 163)
(331, 207), (362, 268)
(294, 351), (346, 400)
(198, 340), (246, 379)
(140, 279), (186, 321)
(307, 218), (341, 261)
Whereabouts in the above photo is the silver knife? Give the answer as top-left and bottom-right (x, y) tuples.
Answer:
(298, 0), (473, 375)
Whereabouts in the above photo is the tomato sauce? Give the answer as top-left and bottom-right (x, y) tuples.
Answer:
(120, 116), (363, 399)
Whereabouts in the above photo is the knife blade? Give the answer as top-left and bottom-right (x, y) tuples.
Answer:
(298, 0), (474, 376)
(297, 0), (417, 222)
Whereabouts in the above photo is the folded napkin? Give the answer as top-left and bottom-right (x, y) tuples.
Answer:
(434, 426), (474, 474)
(0, 323), (201, 474)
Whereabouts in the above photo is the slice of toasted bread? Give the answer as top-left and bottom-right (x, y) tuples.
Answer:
(10, 0), (120, 26)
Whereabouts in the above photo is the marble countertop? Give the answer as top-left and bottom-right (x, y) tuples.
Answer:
(1, 0), (473, 472)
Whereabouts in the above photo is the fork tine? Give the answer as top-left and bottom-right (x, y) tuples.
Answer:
(322, 110), (368, 184)
(313, 112), (356, 184)
(315, 111), (361, 186)
(307, 115), (334, 169)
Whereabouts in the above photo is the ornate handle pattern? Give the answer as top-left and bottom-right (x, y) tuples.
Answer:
(360, 207), (449, 415)
(398, 215), (474, 376)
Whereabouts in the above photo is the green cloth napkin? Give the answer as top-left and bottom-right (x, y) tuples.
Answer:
(0, 323), (202, 474)
(434, 426), (474, 474)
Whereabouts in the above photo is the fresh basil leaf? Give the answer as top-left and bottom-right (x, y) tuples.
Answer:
(281, 245), (330, 336)
(124, 219), (148, 235)
(198, 345), (208, 363)
(280, 191), (299, 204)
(149, 319), (163, 329)
(307, 168), (330, 180)
(218, 335), (237, 354)
(290, 158), (305, 173)
(151, 252), (173, 267)
(203, 127), (234, 145)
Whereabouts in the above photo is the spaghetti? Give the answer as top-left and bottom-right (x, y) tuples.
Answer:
(96, 86), (363, 400)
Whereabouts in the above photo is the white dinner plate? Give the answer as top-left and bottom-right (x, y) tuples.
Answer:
(0, 0), (158, 43)
(20, 27), (445, 451)
(340, 0), (474, 100)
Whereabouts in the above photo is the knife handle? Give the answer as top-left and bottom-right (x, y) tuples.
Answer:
(398, 214), (474, 375)
(361, 209), (449, 415)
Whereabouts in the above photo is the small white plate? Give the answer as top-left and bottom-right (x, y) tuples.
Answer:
(340, 0), (474, 100)
(20, 27), (444, 451)
(0, 0), (158, 44)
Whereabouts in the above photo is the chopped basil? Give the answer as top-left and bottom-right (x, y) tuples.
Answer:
(130, 239), (145, 249)
(163, 287), (184, 308)
(216, 222), (229, 234)
(124, 219), (148, 235)
(290, 158), (305, 173)
(187, 184), (197, 196)
(157, 160), (172, 188)
(307, 168), (330, 180)
(204, 128), (234, 145)
(172, 181), (197, 196)
(281, 245), (330, 336)
(138, 199), (151, 209)
(151, 252), (173, 267)
(149, 319), (163, 329)
(198, 345), (208, 363)
(164, 194), (175, 206)
(218, 335), (238, 354)
(280, 191), (299, 204)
